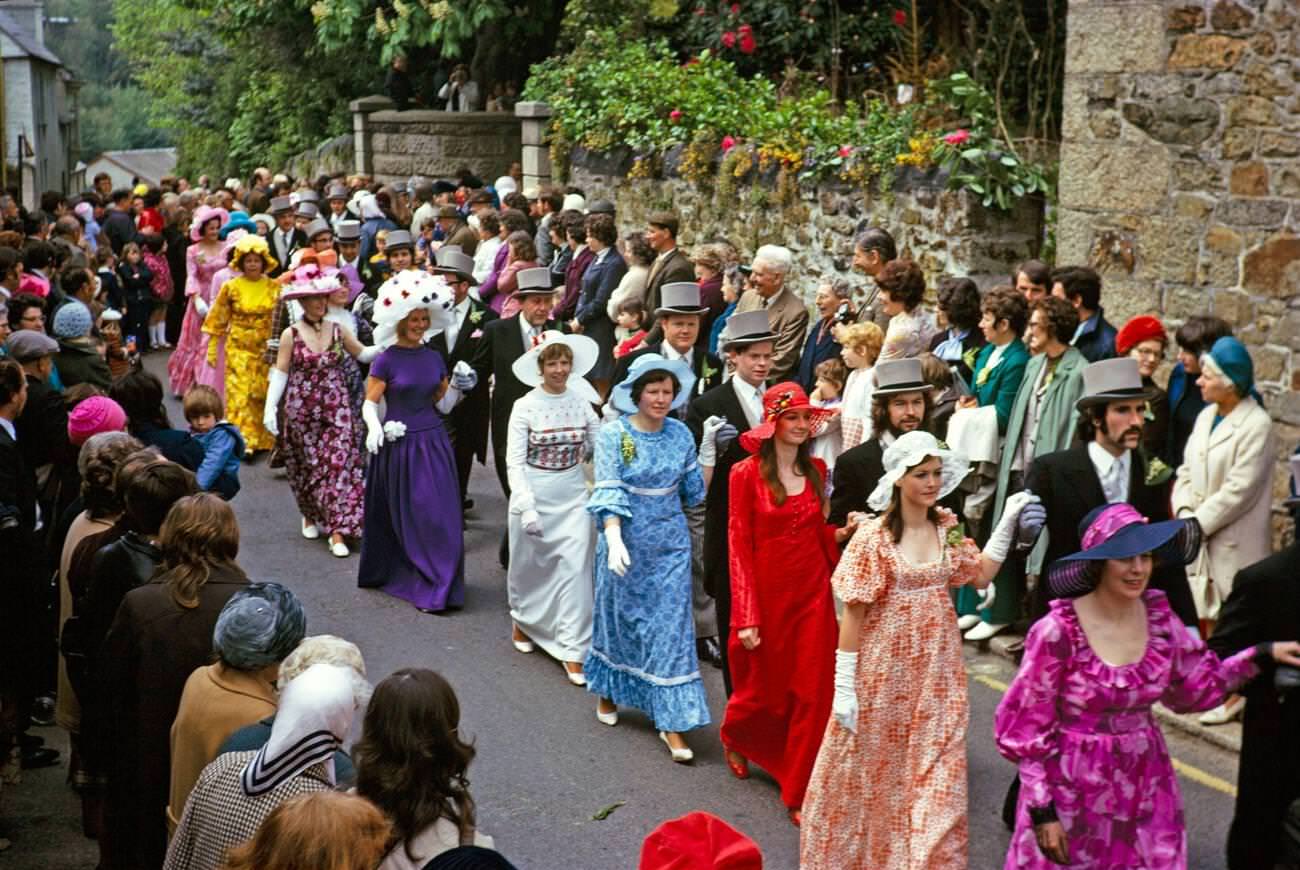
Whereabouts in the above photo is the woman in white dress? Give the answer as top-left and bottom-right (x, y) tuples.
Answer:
(506, 330), (602, 685)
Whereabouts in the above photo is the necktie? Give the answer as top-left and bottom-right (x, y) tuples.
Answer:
(1102, 457), (1125, 503)
(530, 327), (541, 347)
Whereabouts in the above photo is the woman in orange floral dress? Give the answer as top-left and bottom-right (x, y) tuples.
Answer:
(799, 430), (1039, 869)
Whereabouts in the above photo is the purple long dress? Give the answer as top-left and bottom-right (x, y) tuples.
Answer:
(995, 590), (1260, 869)
(357, 345), (465, 611)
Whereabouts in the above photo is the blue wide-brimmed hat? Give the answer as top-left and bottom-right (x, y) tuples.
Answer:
(219, 211), (258, 240)
(1046, 503), (1202, 598)
(609, 353), (696, 415)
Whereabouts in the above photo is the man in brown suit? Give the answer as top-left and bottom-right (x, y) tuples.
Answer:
(640, 210), (696, 341)
(734, 244), (809, 384)
(435, 205), (478, 256)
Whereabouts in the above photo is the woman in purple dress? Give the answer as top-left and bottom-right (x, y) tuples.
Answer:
(357, 270), (475, 613)
(995, 503), (1300, 869)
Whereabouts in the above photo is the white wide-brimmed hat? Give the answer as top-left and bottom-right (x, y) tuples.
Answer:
(371, 269), (456, 349)
(867, 430), (970, 512)
(511, 330), (601, 404)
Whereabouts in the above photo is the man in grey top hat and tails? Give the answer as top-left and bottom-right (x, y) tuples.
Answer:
(268, 195), (306, 278)
(326, 182), (350, 234)
(334, 220), (365, 299)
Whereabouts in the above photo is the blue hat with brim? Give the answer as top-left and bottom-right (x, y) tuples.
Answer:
(1046, 503), (1202, 598)
(220, 211), (258, 240)
(610, 353), (697, 415)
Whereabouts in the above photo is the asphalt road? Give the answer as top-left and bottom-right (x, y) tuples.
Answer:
(0, 354), (1245, 869)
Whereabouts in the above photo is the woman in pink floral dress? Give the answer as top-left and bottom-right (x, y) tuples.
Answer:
(995, 502), (1300, 869)
(168, 206), (228, 396)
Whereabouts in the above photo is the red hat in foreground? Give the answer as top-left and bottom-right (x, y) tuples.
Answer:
(638, 812), (763, 870)
(738, 382), (837, 453)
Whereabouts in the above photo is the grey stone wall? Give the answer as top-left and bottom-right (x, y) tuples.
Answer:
(354, 100), (521, 185)
(1056, 0), (1299, 536)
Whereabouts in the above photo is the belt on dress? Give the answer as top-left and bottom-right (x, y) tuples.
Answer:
(527, 461), (581, 472)
(595, 481), (676, 497)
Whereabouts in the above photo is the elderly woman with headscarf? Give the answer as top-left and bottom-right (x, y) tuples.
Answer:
(358, 192), (397, 266)
(164, 662), (357, 870)
(167, 582), (307, 834)
(1173, 336), (1277, 724)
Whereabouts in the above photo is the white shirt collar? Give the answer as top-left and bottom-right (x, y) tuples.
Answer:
(594, 247), (611, 263)
(731, 376), (766, 428)
(661, 343), (693, 365)
(0, 416), (14, 441)
(1086, 441), (1131, 500)
(763, 287), (787, 309)
(519, 312), (542, 345)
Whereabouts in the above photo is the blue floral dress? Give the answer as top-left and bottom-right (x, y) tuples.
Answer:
(584, 416), (709, 732)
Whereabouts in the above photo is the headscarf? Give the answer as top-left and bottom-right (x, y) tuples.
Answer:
(213, 582), (307, 671)
(240, 663), (354, 796)
(358, 193), (384, 222)
(1202, 336), (1261, 404)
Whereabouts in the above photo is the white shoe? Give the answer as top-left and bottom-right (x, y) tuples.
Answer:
(565, 664), (587, 686)
(511, 631), (535, 654)
(301, 519), (320, 540)
(956, 614), (982, 631)
(659, 731), (694, 763)
(596, 704), (618, 727)
(1198, 698), (1245, 725)
(330, 540), (350, 558)
(964, 621), (1009, 641)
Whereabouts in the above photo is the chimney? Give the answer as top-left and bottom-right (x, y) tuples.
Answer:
(0, 1), (46, 48)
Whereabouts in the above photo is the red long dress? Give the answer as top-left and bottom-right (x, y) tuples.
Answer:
(722, 456), (839, 810)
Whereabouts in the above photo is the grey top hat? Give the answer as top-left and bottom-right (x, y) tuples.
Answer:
(440, 245), (463, 255)
(655, 282), (707, 316)
(294, 201), (319, 220)
(296, 189), (320, 203)
(587, 199), (616, 215)
(303, 217), (332, 240)
(5, 329), (59, 362)
(270, 195), (293, 214)
(335, 220), (362, 242)
(432, 248), (479, 286)
(718, 309), (777, 348)
(872, 358), (934, 396)
(385, 229), (414, 250)
(326, 183), (348, 200)
(514, 267), (555, 296)
(1075, 357), (1159, 410)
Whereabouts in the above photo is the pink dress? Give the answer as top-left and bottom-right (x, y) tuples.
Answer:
(995, 590), (1260, 869)
(168, 244), (226, 396)
(192, 266), (237, 397)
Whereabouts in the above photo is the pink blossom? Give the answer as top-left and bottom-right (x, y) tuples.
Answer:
(739, 31), (756, 53)
(669, 109), (683, 122)
(738, 22), (752, 32)
(943, 129), (971, 146)
(721, 30), (736, 48)
(730, 3), (740, 13)
(721, 135), (737, 152)
(892, 9), (907, 26)
(838, 145), (853, 158)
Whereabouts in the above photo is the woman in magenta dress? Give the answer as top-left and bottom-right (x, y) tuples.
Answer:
(168, 205), (228, 396)
(995, 503), (1300, 869)
(357, 270), (475, 613)
(722, 383), (839, 826)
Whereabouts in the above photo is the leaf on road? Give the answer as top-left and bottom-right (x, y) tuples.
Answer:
(592, 801), (626, 821)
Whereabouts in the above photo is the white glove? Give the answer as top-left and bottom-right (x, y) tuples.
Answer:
(450, 360), (477, 391)
(605, 524), (631, 577)
(976, 582), (997, 612)
(697, 415), (727, 467)
(832, 650), (859, 733)
(363, 399), (385, 454)
(194, 296), (210, 317)
(984, 491), (1042, 564)
(263, 367), (287, 437)
(357, 344), (380, 364)
(521, 509), (542, 538)
(435, 385), (462, 414)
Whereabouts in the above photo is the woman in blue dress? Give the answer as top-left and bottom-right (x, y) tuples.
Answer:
(585, 353), (727, 762)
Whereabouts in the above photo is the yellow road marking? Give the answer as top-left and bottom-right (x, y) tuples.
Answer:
(969, 672), (1238, 797)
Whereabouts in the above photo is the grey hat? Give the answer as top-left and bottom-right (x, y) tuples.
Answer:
(871, 358), (933, 396)
(294, 189), (320, 204)
(432, 248), (479, 286)
(1075, 358), (1159, 410)
(326, 183), (349, 201)
(655, 282), (707, 316)
(303, 217), (332, 240)
(587, 199), (616, 215)
(294, 201), (319, 220)
(514, 267), (555, 296)
(335, 220), (362, 242)
(439, 245), (463, 255)
(269, 195), (293, 214)
(213, 582), (307, 671)
(718, 309), (777, 349)
(5, 329), (59, 361)
(385, 229), (414, 250)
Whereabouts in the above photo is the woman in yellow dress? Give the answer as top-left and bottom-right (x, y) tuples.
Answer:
(202, 235), (280, 453)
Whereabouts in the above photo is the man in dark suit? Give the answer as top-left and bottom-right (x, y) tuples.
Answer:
(685, 310), (775, 694)
(469, 267), (557, 566)
(267, 195), (307, 279)
(1023, 357), (1196, 626)
(430, 249), (498, 509)
(1052, 265), (1117, 363)
(640, 210), (696, 342)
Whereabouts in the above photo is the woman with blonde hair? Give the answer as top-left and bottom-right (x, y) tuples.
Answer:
(222, 792), (391, 870)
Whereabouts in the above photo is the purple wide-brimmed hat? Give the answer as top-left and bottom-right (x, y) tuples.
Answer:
(1046, 503), (1201, 598)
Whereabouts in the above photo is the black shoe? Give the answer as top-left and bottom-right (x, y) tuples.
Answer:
(696, 636), (723, 668)
(29, 694), (55, 726)
(17, 733), (44, 750)
(20, 746), (60, 769)
(463, 498), (474, 511)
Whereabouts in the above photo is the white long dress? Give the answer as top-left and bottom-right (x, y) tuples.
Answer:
(505, 387), (600, 662)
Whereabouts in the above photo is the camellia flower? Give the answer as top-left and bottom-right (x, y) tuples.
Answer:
(670, 109), (683, 122)
(943, 129), (971, 146)
(721, 135), (737, 152)
(721, 30), (736, 48)
(739, 30), (756, 53)
(838, 145), (853, 158)
(892, 8), (907, 26)
(730, 2), (740, 13)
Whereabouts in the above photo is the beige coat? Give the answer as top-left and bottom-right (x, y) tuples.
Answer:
(167, 663), (277, 834)
(1172, 396), (1276, 620)
(735, 287), (809, 384)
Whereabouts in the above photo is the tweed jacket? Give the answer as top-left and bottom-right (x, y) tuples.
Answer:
(735, 287), (810, 384)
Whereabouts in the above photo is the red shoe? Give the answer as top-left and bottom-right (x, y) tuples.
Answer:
(724, 749), (750, 780)
(788, 808), (802, 827)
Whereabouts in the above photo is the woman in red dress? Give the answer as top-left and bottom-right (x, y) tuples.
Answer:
(723, 382), (844, 826)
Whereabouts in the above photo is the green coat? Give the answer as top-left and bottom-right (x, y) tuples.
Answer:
(55, 339), (112, 391)
(970, 339), (1030, 434)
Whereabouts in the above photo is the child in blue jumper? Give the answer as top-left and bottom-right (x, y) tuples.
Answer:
(183, 385), (245, 500)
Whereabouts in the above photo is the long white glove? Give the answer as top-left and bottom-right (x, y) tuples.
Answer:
(605, 524), (631, 577)
(194, 296), (210, 317)
(357, 344), (380, 364)
(362, 399), (385, 454)
(435, 386), (461, 414)
(697, 415), (727, 467)
(263, 368), (287, 436)
(832, 650), (859, 733)
(450, 360), (477, 391)
(976, 581), (997, 612)
(521, 509), (543, 538)
(985, 491), (1042, 564)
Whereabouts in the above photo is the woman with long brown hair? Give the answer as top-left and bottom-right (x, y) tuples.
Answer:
(355, 668), (495, 870)
(221, 792), (391, 870)
(722, 382), (840, 827)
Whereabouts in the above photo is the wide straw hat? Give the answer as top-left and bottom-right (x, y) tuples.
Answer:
(511, 330), (602, 405)
(1046, 503), (1202, 598)
(190, 205), (230, 242)
(279, 264), (343, 302)
(866, 430), (970, 512)
(609, 353), (697, 415)
(739, 382), (838, 453)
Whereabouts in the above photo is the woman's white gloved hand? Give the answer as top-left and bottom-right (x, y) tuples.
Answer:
(450, 360), (477, 391)
(976, 582), (998, 612)
(832, 650), (859, 733)
(697, 415), (727, 467)
(194, 296), (210, 317)
(605, 524), (631, 577)
(262, 368), (287, 437)
(521, 509), (543, 538)
(362, 399), (385, 454)
(984, 491), (1042, 564)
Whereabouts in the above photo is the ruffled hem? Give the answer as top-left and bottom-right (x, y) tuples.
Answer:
(583, 652), (710, 732)
(1048, 590), (1175, 690)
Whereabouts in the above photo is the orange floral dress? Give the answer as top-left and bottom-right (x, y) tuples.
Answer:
(800, 508), (981, 870)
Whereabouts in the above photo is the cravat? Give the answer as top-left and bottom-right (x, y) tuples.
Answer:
(1102, 457), (1125, 503)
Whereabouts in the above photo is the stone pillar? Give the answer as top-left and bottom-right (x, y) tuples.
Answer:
(349, 95), (395, 177)
(515, 101), (553, 191)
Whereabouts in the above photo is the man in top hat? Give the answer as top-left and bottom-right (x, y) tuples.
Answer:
(641, 211), (696, 339)
(326, 182), (350, 233)
(430, 248), (498, 508)
(734, 244), (808, 384)
(333, 221), (365, 295)
(294, 200), (320, 231)
(304, 218), (333, 253)
(269, 195), (307, 278)
(384, 230), (417, 275)
(685, 309), (776, 691)
(436, 205), (478, 256)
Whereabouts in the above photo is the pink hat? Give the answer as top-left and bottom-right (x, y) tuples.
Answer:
(190, 205), (231, 242)
(68, 396), (128, 446)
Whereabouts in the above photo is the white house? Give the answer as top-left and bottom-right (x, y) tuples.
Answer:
(85, 148), (178, 191)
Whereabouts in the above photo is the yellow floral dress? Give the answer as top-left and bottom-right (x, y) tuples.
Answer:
(202, 275), (280, 451)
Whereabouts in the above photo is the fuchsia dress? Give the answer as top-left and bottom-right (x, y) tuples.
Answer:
(168, 244), (227, 396)
(995, 590), (1260, 869)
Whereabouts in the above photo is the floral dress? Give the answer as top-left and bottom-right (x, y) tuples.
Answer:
(202, 275), (279, 452)
(879, 307), (938, 362)
(801, 509), (981, 870)
(168, 244), (225, 396)
(995, 590), (1261, 869)
(281, 324), (366, 537)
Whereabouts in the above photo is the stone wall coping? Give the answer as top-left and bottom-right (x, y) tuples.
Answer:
(349, 95), (395, 113)
(367, 110), (521, 126)
(514, 101), (553, 119)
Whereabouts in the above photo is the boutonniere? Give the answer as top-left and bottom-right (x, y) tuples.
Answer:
(1143, 452), (1172, 486)
(469, 309), (483, 325)
(619, 429), (637, 465)
(962, 346), (978, 374)
(946, 522), (966, 549)
(701, 359), (718, 382)
(470, 328), (484, 339)
(974, 354), (1002, 387)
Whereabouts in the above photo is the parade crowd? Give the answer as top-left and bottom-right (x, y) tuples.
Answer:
(2, 166), (1300, 870)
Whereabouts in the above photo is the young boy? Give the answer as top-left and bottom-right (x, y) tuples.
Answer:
(183, 384), (245, 500)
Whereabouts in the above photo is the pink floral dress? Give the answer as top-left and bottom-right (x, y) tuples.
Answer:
(995, 590), (1261, 869)
(168, 243), (226, 396)
(281, 324), (366, 536)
